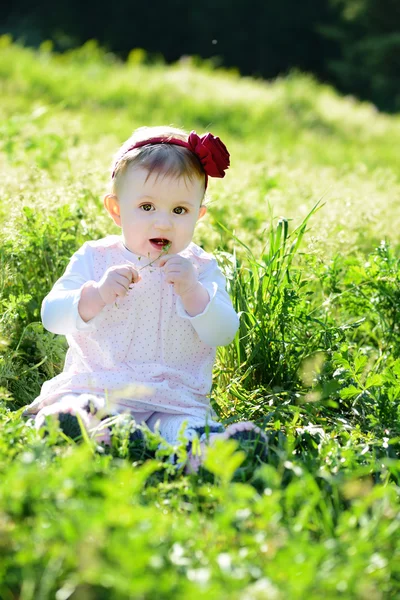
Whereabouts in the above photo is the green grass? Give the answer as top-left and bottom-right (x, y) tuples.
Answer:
(1, 37), (400, 598)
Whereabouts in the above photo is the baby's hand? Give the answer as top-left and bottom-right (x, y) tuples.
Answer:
(95, 265), (141, 305)
(159, 255), (198, 297)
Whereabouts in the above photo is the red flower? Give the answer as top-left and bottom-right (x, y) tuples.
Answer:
(188, 131), (230, 178)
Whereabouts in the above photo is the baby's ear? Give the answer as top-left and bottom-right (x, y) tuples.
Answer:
(198, 205), (207, 220)
(104, 194), (121, 226)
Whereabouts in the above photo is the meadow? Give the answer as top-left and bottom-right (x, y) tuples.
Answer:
(1, 37), (400, 599)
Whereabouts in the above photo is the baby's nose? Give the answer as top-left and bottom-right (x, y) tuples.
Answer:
(154, 213), (172, 229)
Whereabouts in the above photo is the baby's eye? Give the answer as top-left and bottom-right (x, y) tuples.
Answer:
(140, 203), (154, 212)
(173, 206), (187, 215)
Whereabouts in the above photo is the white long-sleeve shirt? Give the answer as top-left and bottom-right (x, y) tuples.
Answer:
(24, 235), (239, 418)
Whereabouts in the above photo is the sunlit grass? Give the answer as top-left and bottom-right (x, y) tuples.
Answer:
(1, 38), (400, 598)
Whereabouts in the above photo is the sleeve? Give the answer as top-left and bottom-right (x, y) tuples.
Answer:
(41, 243), (100, 335)
(175, 259), (239, 347)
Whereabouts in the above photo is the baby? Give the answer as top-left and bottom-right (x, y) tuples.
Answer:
(23, 125), (266, 471)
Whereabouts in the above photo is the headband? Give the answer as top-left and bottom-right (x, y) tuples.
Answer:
(112, 130), (230, 188)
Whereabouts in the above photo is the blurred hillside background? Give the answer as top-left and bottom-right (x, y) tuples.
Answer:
(2, 0), (400, 113)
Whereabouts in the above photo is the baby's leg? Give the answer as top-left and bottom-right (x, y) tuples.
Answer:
(186, 421), (269, 474)
(145, 412), (224, 445)
(146, 412), (269, 474)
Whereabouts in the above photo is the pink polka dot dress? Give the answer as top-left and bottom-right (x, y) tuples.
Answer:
(24, 236), (239, 433)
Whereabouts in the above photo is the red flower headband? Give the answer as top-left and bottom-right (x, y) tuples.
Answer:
(112, 131), (230, 188)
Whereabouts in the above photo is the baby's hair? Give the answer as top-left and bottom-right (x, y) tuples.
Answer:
(110, 126), (206, 197)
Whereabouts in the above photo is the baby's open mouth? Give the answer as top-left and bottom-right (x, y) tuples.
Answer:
(149, 238), (171, 249)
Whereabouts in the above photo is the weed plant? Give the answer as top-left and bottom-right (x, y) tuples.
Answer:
(0, 40), (400, 598)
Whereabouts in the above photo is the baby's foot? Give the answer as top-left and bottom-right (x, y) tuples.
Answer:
(35, 398), (112, 445)
(186, 421), (268, 475)
(35, 403), (90, 440)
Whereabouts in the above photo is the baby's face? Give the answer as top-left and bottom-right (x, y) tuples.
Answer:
(106, 167), (206, 258)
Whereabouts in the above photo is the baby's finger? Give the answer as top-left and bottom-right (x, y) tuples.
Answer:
(129, 267), (141, 284)
(164, 269), (182, 279)
(115, 281), (130, 297)
(114, 273), (132, 289)
(113, 267), (134, 282)
(114, 266), (141, 286)
(158, 254), (180, 268)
